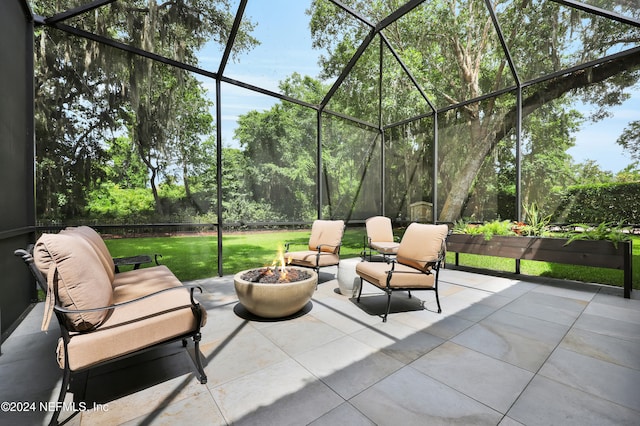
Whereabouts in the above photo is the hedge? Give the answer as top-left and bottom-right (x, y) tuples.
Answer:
(553, 182), (640, 224)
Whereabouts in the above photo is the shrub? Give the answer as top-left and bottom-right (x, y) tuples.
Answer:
(86, 183), (155, 220)
(553, 182), (640, 224)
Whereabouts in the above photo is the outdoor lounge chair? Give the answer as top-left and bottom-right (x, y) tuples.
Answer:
(14, 226), (207, 425)
(362, 216), (400, 261)
(285, 220), (345, 274)
(355, 223), (448, 322)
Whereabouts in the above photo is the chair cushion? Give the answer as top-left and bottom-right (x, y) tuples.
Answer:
(356, 261), (435, 289)
(366, 216), (394, 243)
(397, 223), (448, 271)
(308, 220), (344, 253)
(61, 226), (115, 282)
(58, 265), (202, 371)
(369, 241), (400, 254)
(287, 250), (340, 268)
(34, 233), (114, 332)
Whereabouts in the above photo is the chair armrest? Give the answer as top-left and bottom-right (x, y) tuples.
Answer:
(113, 255), (152, 267)
(315, 243), (342, 253)
(113, 254), (162, 272)
(284, 242), (307, 252)
(398, 248), (445, 264)
(388, 257), (441, 274)
(14, 247), (48, 293)
(52, 284), (203, 315)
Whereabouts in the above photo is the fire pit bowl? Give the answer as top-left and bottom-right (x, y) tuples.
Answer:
(233, 266), (317, 318)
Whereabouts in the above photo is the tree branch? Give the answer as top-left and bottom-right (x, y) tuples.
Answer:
(495, 51), (640, 145)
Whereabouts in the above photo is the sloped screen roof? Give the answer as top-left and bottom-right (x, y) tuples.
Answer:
(28, 0), (640, 233)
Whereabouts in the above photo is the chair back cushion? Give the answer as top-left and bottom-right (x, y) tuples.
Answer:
(308, 220), (345, 253)
(366, 216), (394, 243)
(61, 226), (115, 282)
(397, 223), (448, 271)
(34, 233), (114, 331)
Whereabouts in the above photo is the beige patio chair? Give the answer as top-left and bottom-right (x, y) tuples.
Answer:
(285, 220), (345, 274)
(355, 223), (448, 322)
(363, 216), (400, 261)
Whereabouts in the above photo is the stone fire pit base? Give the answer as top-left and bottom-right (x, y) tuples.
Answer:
(233, 267), (318, 318)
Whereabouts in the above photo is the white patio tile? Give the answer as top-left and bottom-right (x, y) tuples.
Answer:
(501, 291), (588, 326)
(560, 326), (640, 371)
(451, 309), (569, 372)
(508, 375), (640, 426)
(294, 335), (404, 399)
(350, 367), (503, 425)
(351, 321), (444, 364)
(210, 358), (343, 425)
(412, 341), (534, 413)
(2, 271), (639, 426)
(539, 346), (640, 412)
(308, 402), (376, 426)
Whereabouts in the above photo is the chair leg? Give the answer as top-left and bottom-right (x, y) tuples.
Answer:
(192, 332), (207, 384)
(383, 290), (392, 323)
(434, 289), (442, 314)
(49, 365), (71, 425)
(356, 277), (364, 302)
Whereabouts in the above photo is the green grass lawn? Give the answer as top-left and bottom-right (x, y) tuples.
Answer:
(104, 228), (367, 281)
(105, 230), (638, 290)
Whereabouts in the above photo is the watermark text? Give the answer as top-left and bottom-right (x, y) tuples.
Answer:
(1, 401), (109, 413)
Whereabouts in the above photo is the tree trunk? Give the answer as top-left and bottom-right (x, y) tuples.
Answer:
(183, 162), (204, 214)
(438, 50), (640, 222)
(149, 167), (163, 216)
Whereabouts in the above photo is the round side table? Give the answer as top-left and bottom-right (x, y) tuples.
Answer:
(337, 258), (361, 297)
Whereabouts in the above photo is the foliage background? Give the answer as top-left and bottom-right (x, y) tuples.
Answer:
(31, 1), (640, 229)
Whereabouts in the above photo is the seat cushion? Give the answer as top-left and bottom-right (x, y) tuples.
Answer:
(59, 265), (201, 371)
(34, 233), (114, 331)
(287, 250), (340, 268)
(308, 220), (344, 253)
(356, 261), (435, 289)
(370, 241), (400, 254)
(61, 226), (115, 282)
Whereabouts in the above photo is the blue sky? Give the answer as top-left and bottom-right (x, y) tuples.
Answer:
(195, 0), (637, 174)
(196, 0), (320, 147)
(569, 95), (638, 173)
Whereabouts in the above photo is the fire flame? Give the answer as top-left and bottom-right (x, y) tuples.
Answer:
(269, 246), (292, 280)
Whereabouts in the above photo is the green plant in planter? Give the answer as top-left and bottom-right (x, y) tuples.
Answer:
(453, 219), (516, 240)
(565, 220), (631, 248)
(452, 213), (631, 247)
(478, 220), (517, 240)
(452, 219), (478, 234)
(520, 202), (552, 237)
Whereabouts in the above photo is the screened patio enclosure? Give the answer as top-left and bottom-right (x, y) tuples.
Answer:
(1, 1), (639, 335)
(29, 0), (640, 227)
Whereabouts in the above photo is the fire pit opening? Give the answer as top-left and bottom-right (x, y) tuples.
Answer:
(241, 267), (311, 283)
(240, 245), (311, 284)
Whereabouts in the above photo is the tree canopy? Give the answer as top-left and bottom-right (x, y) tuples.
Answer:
(31, 0), (640, 225)
(308, 0), (640, 221)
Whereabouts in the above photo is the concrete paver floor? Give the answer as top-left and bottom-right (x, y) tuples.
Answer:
(1, 266), (639, 425)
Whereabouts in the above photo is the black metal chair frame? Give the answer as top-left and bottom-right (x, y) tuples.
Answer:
(357, 253), (444, 322)
(113, 253), (162, 272)
(361, 234), (401, 262)
(284, 241), (343, 274)
(14, 246), (207, 426)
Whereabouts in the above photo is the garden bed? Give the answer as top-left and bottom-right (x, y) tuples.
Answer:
(447, 234), (633, 298)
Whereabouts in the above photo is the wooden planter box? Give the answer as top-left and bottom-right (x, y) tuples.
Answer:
(446, 234), (633, 298)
